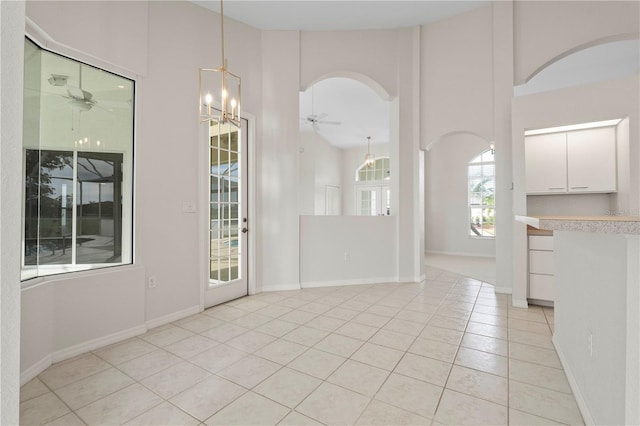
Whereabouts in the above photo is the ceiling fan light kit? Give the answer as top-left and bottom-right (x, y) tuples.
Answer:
(199, 0), (241, 128)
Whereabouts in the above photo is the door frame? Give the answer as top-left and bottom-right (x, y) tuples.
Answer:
(198, 109), (257, 312)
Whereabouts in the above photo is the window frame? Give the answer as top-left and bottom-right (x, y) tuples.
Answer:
(21, 35), (136, 282)
(468, 149), (495, 239)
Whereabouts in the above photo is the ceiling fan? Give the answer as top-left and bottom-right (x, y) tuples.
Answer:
(303, 112), (341, 131)
(48, 72), (97, 112)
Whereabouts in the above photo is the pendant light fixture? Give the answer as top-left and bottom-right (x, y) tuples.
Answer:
(364, 136), (375, 168)
(199, 0), (241, 128)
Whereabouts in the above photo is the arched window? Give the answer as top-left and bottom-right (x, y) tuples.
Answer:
(468, 149), (495, 237)
(355, 157), (390, 216)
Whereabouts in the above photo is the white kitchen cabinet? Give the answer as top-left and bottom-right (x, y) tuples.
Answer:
(567, 127), (617, 193)
(528, 235), (554, 302)
(525, 126), (617, 195)
(525, 133), (568, 194)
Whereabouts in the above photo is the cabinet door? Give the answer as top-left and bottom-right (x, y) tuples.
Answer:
(525, 133), (567, 194)
(567, 127), (616, 193)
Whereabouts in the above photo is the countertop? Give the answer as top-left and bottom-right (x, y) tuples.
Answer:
(516, 215), (640, 235)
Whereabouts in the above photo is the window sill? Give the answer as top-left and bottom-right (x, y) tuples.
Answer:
(21, 263), (137, 290)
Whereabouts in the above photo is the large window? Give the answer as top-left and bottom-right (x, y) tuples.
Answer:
(468, 149), (495, 237)
(22, 38), (134, 280)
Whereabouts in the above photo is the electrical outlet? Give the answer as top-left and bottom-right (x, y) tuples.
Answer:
(148, 276), (157, 288)
(588, 332), (593, 357)
(343, 252), (350, 261)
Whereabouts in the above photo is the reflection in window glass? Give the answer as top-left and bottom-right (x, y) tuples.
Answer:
(468, 149), (495, 238)
(22, 37), (134, 280)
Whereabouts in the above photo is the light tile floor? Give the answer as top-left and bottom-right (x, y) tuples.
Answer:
(20, 267), (583, 425)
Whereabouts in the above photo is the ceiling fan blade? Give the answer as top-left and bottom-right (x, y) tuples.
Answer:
(318, 120), (341, 125)
(67, 86), (85, 100)
(315, 113), (328, 121)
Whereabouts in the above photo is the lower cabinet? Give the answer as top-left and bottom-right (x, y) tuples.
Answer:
(528, 235), (554, 302)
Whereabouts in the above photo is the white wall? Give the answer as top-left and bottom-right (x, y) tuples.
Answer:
(613, 117), (632, 215)
(21, 266), (146, 383)
(298, 130), (343, 216)
(260, 30), (301, 291)
(301, 28), (424, 282)
(513, 0), (640, 84)
(425, 133), (496, 257)
(527, 194), (614, 217)
(300, 216), (397, 286)
(553, 231), (639, 425)
(421, 5), (494, 145)
(420, 3), (510, 290)
(1, 1), (26, 423)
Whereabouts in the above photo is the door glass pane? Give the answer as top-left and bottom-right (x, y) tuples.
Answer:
(76, 152), (123, 264)
(210, 121), (242, 284)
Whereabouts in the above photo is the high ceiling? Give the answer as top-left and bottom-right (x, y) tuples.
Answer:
(193, 0), (489, 149)
(192, 1), (488, 31)
(300, 77), (390, 149)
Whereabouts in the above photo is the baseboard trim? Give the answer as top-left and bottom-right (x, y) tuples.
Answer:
(146, 305), (200, 330)
(261, 283), (301, 292)
(21, 322), (148, 385)
(425, 250), (496, 259)
(511, 298), (529, 308)
(552, 335), (595, 425)
(51, 324), (147, 365)
(301, 277), (397, 289)
(398, 275), (423, 284)
(493, 286), (513, 295)
(21, 354), (52, 386)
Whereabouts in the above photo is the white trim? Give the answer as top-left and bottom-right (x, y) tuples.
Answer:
(20, 322), (148, 385)
(21, 354), (52, 386)
(425, 250), (496, 259)
(52, 325), (147, 364)
(25, 17), (140, 79)
(398, 276), (422, 283)
(553, 335), (595, 425)
(511, 298), (529, 308)
(493, 286), (513, 295)
(301, 277), (398, 289)
(145, 305), (200, 330)
(262, 283), (302, 292)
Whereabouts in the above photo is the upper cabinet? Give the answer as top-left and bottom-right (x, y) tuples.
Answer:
(525, 133), (568, 194)
(567, 127), (617, 193)
(525, 126), (617, 195)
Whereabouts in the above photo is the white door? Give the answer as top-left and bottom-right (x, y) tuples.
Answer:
(205, 117), (249, 308)
(325, 185), (341, 215)
(356, 185), (390, 216)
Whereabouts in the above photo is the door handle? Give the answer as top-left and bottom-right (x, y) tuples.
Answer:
(242, 227), (248, 234)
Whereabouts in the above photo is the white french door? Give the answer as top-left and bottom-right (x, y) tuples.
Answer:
(356, 185), (390, 216)
(204, 116), (249, 308)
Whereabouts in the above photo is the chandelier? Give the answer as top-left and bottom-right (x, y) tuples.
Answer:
(199, 0), (241, 128)
(364, 136), (375, 168)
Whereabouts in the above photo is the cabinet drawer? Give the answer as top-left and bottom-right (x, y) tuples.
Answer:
(529, 250), (554, 275)
(529, 235), (554, 251)
(529, 273), (554, 301)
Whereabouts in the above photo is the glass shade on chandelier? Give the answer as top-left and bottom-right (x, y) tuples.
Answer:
(199, 0), (241, 128)
(364, 136), (375, 167)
